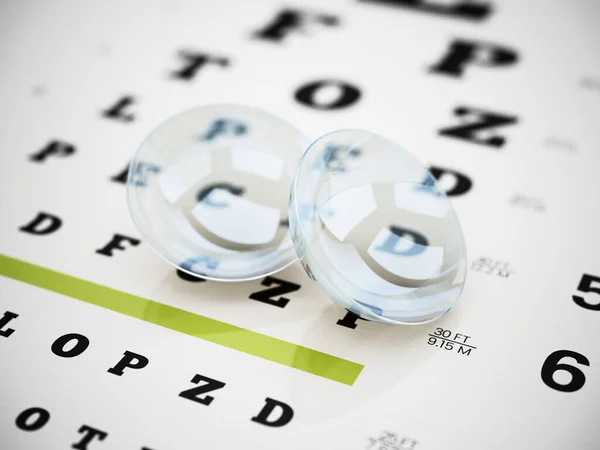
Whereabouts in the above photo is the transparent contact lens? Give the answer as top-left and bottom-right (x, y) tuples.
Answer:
(288, 130), (467, 325)
(127, 104), (308, 281)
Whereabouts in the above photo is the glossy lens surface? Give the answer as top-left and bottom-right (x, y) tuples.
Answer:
(127, 104), (308, 281)
(289, 130), (467, 324)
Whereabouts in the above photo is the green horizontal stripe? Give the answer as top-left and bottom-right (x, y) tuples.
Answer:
(0, 254), (363, 385)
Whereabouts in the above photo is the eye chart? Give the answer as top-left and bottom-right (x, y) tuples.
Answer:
(0, 0), (599, 449)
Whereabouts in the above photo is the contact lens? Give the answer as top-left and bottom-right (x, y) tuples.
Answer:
(288, 130), (467, 325)
(126, 104), (308, 281)
(127, 106), (467, 324)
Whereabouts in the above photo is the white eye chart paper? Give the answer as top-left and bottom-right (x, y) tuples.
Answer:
(0, 1), (599, 449)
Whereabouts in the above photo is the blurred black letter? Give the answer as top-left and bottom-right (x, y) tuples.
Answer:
(101, 95), (136, 123)
(30, 140), (76, 163)
(253, 9), (339, 43)
(430, 39), (518, 78)
(439, 106), (517, 148)
(251, 398), (294, 427)
(358, 0), (492, 21)
(95, 234), (141, 257)
(295, 80), (361, 110)
(19, 212), (62, 236)
(72, 425), (108, 450)
(170, 51), (230, 81)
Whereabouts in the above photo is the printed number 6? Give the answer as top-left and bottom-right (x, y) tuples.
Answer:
(573, 273), (600, 311)
(541, 350), (589, 392)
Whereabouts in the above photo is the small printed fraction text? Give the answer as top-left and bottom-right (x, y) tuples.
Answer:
(471, 257), (514, 279)
(366, 430), (418, 450)
(509, 194), (547, 212)
(427, 327), (476, 356)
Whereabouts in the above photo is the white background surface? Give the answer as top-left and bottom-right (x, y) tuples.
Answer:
(0, 0), (599, 448)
